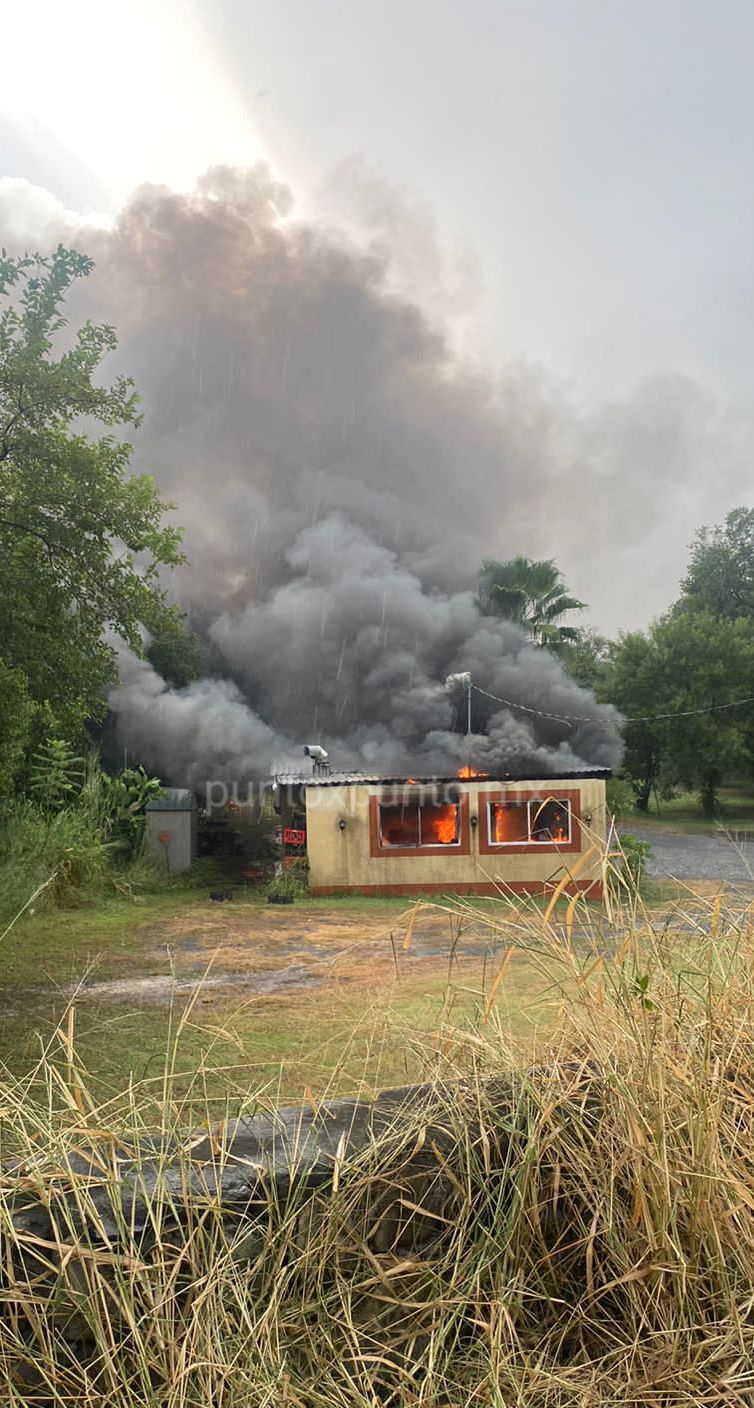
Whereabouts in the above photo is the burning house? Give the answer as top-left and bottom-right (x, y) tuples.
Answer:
(274, 767), (609, 898)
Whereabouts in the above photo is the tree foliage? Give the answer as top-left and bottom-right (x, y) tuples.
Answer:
(603, 613), (754, 815)
(478, 556), (586, 648)
(600, 631), (665, 812)
(0, 659), (32, 800)
(600, 507), (754, 814)
(679, 506), (754, 621)
(146, 615), (204, 689)
(86, 763), (162, 850)
(0, 246), (185, 737)
(654, 613), (754, 815)
(29, 737), (84, 813)
(559, 628), (611, 691)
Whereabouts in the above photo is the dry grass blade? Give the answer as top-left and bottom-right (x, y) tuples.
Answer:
(483, 947), (516, 1023)
(0, 862), (753, 1403)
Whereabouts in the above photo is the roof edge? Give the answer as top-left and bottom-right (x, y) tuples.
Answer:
(275, 769), (613, 788)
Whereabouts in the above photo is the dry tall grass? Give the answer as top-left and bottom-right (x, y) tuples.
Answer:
(1, 861), (754, 1405)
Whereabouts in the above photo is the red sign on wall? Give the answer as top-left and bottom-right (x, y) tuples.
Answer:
(283, 827), (306, 847)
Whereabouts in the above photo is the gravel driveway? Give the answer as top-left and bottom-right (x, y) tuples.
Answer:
(629, 827), (754, 883)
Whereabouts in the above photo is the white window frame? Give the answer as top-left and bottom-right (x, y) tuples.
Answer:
(378, 800), (462, 849)
(487, 797), (572, 846)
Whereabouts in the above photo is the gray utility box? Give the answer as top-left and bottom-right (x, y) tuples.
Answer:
(146, 788), (196, 875)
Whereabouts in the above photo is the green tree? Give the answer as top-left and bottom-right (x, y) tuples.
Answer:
(653, 613), (754, 816)
(560, 628), (611, 690)
(601, 631), (666, 812)
(678, 506), (754, 620)
(0, 660), (32, 800)
(604, 613), (754, 816)
(478, 556), (586, 648)
(0, 246), (185, 737)
(146, 614), (204, 689)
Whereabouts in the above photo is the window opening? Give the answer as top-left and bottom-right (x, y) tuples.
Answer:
(378, 800), (460, 848)
(488, 797), (572, 845)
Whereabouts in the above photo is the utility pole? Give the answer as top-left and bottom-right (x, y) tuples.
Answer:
(462, 673), (473, 774)
(445, 672), (473, 735)
(462, 673), (472, 736)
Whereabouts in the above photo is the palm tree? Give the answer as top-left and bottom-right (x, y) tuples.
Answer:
(478, 556), (586, 648)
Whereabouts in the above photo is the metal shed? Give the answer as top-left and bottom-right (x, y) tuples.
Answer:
(145, 788), (196, 875)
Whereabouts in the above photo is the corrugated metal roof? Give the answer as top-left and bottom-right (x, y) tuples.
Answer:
(274, 768), (612, 788)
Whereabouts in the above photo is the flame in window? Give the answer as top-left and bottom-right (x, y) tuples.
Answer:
(422, 803), (459, 844)
(491, 802), (529, 843)
(489, 798), (572, 844)
(379, 800), (460, 847)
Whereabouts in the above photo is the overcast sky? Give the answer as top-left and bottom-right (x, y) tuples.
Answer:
(1, 0), (752, 631)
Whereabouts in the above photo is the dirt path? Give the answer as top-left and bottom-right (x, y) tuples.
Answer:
(9, 880), (751, 1017)
(65, 888), (736, 1010)
(70, 901), (515, 1007)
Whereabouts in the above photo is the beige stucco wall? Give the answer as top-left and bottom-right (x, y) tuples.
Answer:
(304, 778), (606, 895)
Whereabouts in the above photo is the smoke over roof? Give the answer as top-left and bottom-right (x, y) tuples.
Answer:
(18, 166), (626, 783)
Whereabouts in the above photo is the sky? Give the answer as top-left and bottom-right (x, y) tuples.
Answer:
(1, 0), (753, 633)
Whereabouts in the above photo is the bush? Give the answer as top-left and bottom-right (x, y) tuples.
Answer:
(0, 756), (166, 925)
(29, 737), (85, 812)
(267, 858), (309, 901)
(226, 805), (278, 868)
(620, 831), (653, 883)
(607, 830), (653, 903)
(605, 775), (636, 819)
(0, 799), (111, 922)
(80, 760), (162, 855)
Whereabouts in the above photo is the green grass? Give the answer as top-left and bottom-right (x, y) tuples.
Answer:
(624, 784), (754, 832)
(636, 875), (687, 906)
(0, 883), (594, 989)
(0, 865), (633, 1112)
(0, 890), (202, 987)
(0, 884), (565, 1109)
(0, 878), (602, 1114)
(0, 954), (557, 1111)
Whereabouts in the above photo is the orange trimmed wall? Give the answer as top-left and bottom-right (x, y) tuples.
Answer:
(299, 777), (606, 900)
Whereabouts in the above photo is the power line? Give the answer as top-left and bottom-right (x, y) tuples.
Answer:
(470, 683), (575, 725)
(468, 681), (754, 728)
(625, 696), (754, 723)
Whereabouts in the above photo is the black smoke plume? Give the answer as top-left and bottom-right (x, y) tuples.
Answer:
(33, 167), (627, 783)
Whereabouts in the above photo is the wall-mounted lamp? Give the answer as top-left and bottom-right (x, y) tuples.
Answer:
(470, 813), (478, 830)
(338, 817), (347, 831)
(584, 812), (592, 825)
